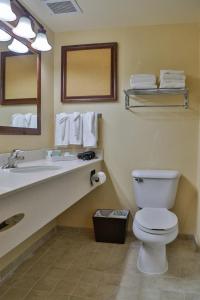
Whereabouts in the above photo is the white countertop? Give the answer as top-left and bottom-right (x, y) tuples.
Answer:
(0, 157), (102, 199)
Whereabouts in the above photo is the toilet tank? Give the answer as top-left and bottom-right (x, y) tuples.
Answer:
(132, 170), (180, 209)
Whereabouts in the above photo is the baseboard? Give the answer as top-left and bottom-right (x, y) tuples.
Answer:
(178, 233), (199, 252)
(0, 227), (57, 283)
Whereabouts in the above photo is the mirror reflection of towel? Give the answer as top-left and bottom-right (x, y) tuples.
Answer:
(11, 114), (26, 127)
(29, 115), (37, 128)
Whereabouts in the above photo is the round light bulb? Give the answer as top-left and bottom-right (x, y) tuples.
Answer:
(0, 0), (16, 22)
(8, 39), (29, 54)
(13, 16), (36, 39)
(31, 31), (52, 52)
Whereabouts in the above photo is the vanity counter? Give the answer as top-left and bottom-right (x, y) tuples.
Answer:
(0, 157), (102, 198)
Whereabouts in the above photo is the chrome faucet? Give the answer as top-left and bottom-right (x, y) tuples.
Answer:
(2, 149), (24, 169)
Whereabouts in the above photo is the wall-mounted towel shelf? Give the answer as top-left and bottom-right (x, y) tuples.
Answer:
(124, 88), (189, 110)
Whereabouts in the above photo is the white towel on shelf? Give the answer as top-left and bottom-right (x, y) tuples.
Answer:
(11, 114), (27, 127)
(160, 74), (186, 81)
(130, 74), (156, 89)
(83, 112), (98, 148)
(69, 112), (82, 145)
(160, 79), (185, 85)
(159, 81), (185, 89)
(55, 113), (70, 146)
(131, 83), (157, 89)
(160, 70), (184, 76)
(29, 115), (37, 128)
(130, 74), (156, 83)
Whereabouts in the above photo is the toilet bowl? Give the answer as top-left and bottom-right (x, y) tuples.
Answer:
(133, 207), (178, 274)
(131, 170), (180, 275)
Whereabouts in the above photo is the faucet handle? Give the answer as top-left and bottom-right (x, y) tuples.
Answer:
(12, 149), (24, 160)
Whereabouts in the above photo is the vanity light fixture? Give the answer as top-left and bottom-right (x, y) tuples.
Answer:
(0, 0), (16, 22)
(31, 29), (52, 52)
(0, 0), (52, 52)
(13, 16), (36, 39)
(0, 28), (11, 41)
(8, 38), (28, 53)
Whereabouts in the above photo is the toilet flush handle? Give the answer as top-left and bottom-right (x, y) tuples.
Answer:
(135, 177), (144, 183)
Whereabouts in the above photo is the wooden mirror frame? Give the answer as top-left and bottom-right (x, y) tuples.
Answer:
(0, 24), (41, 135)
(61, 42), (118, 103)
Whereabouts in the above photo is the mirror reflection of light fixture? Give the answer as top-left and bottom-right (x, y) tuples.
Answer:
(0, 0), (16, 22)
(31, 29), (52, 52)
(0, 28), (11, 41)
(13, 16), (36, 39)
(8, 39), (29, 53)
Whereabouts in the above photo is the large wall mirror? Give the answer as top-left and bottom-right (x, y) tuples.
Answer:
(61, 42), (118, 103)
(0, 40), (41, 135)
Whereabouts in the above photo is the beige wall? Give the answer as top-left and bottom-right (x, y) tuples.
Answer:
(0, 29), (54, 153)
(55, 24), (200, 234)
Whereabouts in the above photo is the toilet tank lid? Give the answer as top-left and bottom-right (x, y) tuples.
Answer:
(132, 170), (180, 179)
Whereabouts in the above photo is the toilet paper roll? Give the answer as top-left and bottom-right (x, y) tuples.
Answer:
(96, 171), (106, 184)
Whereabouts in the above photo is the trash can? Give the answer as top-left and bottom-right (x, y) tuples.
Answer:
(93, 209), (129, 244)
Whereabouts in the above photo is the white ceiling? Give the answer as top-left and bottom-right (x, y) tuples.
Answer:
(21, 0), (200, 33)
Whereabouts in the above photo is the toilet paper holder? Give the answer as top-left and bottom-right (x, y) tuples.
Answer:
(90, 169), (100, 186)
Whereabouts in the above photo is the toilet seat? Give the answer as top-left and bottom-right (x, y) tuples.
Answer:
(134, 208), (178, 235)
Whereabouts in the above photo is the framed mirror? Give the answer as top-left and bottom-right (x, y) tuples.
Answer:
(0, 37), (41, 135)
(61, 42), (118, 103)
(0, 52), (38, 105)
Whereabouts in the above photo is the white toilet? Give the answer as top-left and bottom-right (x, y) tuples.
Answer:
(132, 169), (180, 275)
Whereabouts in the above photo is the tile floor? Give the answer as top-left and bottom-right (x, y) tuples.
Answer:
(0, 228), (200, 300)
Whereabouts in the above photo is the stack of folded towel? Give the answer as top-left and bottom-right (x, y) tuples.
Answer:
(130, 74), (157, 89)
(159, 70), (186, 89)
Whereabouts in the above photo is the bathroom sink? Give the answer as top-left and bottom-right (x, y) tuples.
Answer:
(10, 165), (61, 173)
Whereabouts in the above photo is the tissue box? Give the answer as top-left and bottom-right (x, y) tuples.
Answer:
(93, 209), (129, 244)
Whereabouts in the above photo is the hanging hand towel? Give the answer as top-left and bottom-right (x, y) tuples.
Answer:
(55, 113), (70, 146)
(69, 112), (83, 145)
(11, 114), (26, 127)
(83, 112), (98, 148)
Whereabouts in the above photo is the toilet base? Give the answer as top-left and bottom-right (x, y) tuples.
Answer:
(137, 242), (168, 275)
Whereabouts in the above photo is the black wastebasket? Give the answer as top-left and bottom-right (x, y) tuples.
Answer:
(93, 209), (129, 244)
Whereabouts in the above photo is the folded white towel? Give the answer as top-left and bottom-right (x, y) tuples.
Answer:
(55, 113), (70, 146)
(29, 114), (37, 129)
(160, 70), (184, 76)
(11, 114), (27, 128)
(83, 112), (98, 148)
(69, 112), (82, 145)
(159, 82), (185, 89)
(160, 74), (186, 81)
(130, 74), (156, 82)
(131, 83), (157, 89)
(160, 79), (185, 84)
